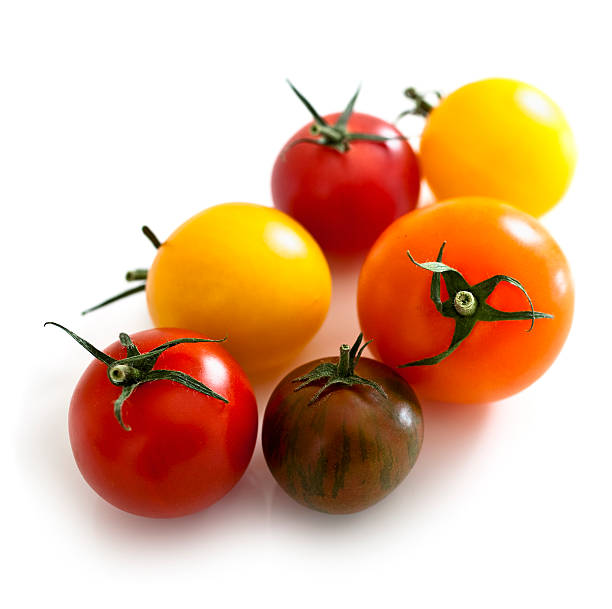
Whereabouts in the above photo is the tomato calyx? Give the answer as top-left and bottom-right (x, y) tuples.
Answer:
(81, 226), (161, 315)
(45, 322), (228, 430)
(292, 334), (388, 404)
(284, 80), (404, 154)
(396, 87), (442, 121)
(399, 242), (554, 367)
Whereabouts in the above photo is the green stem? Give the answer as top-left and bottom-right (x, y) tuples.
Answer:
(82, 226), (159, 315)
(337, 344), (351, 377)
(292, 334), (387, 405)
(400, 244), (553, 367)
(107, 363), (144, 385)
(142, 225), (162, 249)
(46, 322), (228, 430)
(454, 290), (478, 316)
(81, 283), (146, 315)
(284, 81), (403, 154)
(403, 87), (437, 116)
(310, 124), (344, 144)
(125, 269), (148, 281)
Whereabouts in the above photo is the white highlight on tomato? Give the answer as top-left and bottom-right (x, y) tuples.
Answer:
(264, 221), (309, 259)
(501, 213), (543, 247)
(202, 354), (229, 389)
(515, 88), (556, 124)
(397, 406), (414, 429)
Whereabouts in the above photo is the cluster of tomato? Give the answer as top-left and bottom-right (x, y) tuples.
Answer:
(49, 78), (575, 518)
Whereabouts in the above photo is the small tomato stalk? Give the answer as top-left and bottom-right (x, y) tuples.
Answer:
(396, 87), (442, 121)
(292, 334), (387, 404)
(45, 322), (228, 430)
(81, 226), (162, 315)
(284, 80), (406, 154)
(400, 242), (553, 367)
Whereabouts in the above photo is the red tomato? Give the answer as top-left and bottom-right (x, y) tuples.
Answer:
(357, 197), (574, 404)
(271, 85), (420, 254)
(52, 324), (258, 518)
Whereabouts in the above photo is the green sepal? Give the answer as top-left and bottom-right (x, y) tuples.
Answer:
(284, 81), (405, 154)
(44, 322), (116, 366)
(286, 79), (328, 127)
(120, 332), (140, 357)
(400, 317), (478, 367)
(292, 334), (388, 405)
(399, 244), (554, 368)
(124, 336), (227, 373)
(470, 275), (544, 331)
(334, 84), (361, 131)
(46, 323), (229, 429)
(81, 283), (146, 315)
(81, 226), (162, 316)
(396, 87), (442, 121)
(114, 386), (137, 431)
(345, 132), (405, 143)
(145, 370), (228, 403)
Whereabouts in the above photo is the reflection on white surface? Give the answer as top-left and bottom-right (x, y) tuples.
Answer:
(264, 222), (308, 259)
(516, 88), (556, 124)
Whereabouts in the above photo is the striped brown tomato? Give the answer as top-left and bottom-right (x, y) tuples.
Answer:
(46, 323), (258, 518)
(262, 335), (423, 514)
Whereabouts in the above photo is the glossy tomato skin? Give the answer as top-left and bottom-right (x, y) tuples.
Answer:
(69, 328), (258, 518)
(271, 112), (420, 254)
(358, 197), (574, 404)
(262, 357), (423, 514)
(420, 79), (576, 217)
(146, 203), (331, 374)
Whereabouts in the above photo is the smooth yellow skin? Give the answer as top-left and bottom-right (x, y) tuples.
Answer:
(419, 78), (576, 217)
(146, 203), (332, 373)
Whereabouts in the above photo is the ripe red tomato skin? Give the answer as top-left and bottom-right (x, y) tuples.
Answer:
(262, 357), (423, 514)
(68, 328), (258, 518)
(271, 112), (420, 254)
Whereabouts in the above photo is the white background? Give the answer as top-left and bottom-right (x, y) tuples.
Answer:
(2, 1), (610, 607)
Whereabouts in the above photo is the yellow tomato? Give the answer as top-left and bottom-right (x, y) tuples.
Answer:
(419, 78), (576, 216)
(146, 203), (331, 373)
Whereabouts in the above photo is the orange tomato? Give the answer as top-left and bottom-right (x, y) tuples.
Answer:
(357, 197), (574, 404)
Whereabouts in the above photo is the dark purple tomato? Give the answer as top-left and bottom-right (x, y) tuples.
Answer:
(262, 336), (423, 514)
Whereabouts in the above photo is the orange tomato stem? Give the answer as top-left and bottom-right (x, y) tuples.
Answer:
(400, 243), (553, 367)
